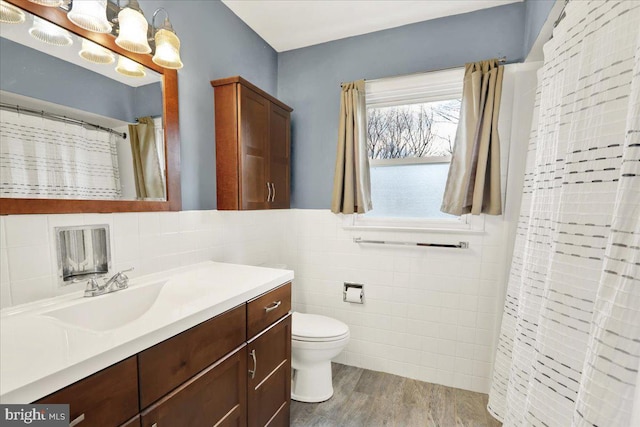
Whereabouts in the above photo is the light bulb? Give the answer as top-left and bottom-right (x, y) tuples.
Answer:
(79, 39), (115, 64)
(115, 7), (151, 54)
(29, 16), (73, 46)
(0, 1), (26, 24)
(67, 0), (111, 33)
(115, 55), (145, 77)
(152, 28), (183, 69)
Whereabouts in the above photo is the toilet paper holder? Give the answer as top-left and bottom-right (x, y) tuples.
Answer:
(343, 282), (364, 304)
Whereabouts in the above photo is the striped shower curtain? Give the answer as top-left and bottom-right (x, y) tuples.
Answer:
(488, 1), (640, 426)
(0, 109), (121, 199)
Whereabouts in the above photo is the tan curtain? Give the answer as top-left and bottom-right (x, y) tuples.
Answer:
(129, 117), (165, 199)
(441, 59), (504, 215)
(331, 80), (372, 214)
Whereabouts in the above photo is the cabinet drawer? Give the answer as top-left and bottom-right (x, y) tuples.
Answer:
(36, 357), (138, 427)
(141, 345), (247, 427)
(248, 314), (291, 427)
(247, 283), (291, 338)
(138, 304), (246, 408)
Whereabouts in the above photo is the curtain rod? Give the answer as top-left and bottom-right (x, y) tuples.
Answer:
(0, 103), (127, 139)
(135, 115), (162, 121)
(342, 56), (507, 87)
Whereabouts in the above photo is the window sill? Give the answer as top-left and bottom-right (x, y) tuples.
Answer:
(342, 224), (485, 234)
(342, 213), (485, 234)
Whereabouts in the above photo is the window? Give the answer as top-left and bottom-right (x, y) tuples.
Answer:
(349, 68), (477, 230)
(366, 100), (459, 220)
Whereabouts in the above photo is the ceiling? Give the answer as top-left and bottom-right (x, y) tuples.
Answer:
(222, 0), (523, 52)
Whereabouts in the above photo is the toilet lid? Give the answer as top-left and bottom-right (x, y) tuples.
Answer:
(292, 312), (349, 340)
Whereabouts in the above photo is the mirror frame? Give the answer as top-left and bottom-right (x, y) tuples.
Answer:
(0, 0), (181, 214)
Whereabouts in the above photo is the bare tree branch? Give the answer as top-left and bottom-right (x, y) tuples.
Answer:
(366, 100), (460, 159)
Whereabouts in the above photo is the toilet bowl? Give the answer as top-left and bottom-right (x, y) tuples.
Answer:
(291, 312), (350, 403)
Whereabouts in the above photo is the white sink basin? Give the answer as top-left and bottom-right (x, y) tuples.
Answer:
(41, 281), (166, 331)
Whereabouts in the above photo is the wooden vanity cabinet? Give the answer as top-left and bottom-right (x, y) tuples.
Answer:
(32, 282), (292, 427)
(211, 76), (292, 211)
(35, 357), (139, 427)
(247, 315), (292, 427)
(141, 345), (247, 427)
(246, 283), (292, 427)
(121, 415), (141, 427)
(138, 304), (246, 408)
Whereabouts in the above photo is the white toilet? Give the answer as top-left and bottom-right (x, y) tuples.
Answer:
(291, 312), (350, 403)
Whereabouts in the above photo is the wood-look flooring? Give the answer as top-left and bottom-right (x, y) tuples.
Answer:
(291, 363), (502, 427)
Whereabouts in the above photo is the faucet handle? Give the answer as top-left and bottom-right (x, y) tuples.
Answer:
(84, 276), (102, 297)
(116, 267), (134, 289)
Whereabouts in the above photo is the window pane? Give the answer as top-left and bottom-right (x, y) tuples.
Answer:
(367, 99), (460, 159)
(367, 162), (455, 219)
(365, 99), (460, 219)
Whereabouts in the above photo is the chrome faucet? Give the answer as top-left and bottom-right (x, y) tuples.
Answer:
(84, 268), (134, 297)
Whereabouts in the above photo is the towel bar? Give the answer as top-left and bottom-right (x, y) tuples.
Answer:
(353, 237), (469, 249)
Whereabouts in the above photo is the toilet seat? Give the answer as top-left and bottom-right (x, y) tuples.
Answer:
(292, 312), (349, 342)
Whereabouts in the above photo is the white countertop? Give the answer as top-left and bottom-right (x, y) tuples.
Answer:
(0, 261), (294, 404)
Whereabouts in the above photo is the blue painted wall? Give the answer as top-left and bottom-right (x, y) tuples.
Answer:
(0, 38), (139, 122)
(277, 3), (528, 209)
(139, 0), (278, 210)
(2, 1), (555, 210)
(523, 0), (557, 58)
(134, 82), (163, 119)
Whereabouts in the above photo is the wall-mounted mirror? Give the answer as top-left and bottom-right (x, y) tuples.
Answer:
(0, 0), (180, 214)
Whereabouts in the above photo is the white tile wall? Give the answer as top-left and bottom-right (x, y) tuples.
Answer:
(0, 210), (289, 307)
(284, 209), (508, 394)
(0, 65), (539, 396)
(0, 207), (512, 395)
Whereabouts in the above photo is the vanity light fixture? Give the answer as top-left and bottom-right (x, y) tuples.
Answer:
(114, 0), (151, 54)
(115, 54), (145, 77)
(67, 0), (112, 33)
(29, 16), (73, 46)
(151, 8), (183, 70)
(79, 38), (114, 64)
(0, 0), (26, 23)
(25, 0), (63, 7)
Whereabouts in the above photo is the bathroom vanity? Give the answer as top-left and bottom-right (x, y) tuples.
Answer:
(0, 262), (293, 427)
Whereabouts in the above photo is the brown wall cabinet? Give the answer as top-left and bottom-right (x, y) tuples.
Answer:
(211, 76), (293, 210)
(36, 283), (292, 427)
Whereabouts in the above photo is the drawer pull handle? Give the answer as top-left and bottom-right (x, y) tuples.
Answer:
(266, 182), (272, 202)
(271, 182), (276, 202)
(265, 301), (281, 312)
(249, 349), (257, 379)
(69, 413), (85, 427)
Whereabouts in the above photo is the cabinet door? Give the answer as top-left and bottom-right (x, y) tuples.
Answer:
(141, 345), (247, 427)
(247, 314), (291, 427)
(268, 103), (291, 209)
(36, 357), (139, 427)
(239, 85), (270, 210)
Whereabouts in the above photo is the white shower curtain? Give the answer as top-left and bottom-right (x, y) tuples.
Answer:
(0, 109), (121, 199)
(489, 1), (640, 426)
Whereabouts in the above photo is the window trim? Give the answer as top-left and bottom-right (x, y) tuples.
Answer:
(345, 213), (485, 234)
(353, 67), (481, 232)
(370, 156), (451, 167)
